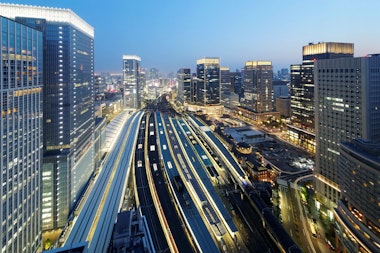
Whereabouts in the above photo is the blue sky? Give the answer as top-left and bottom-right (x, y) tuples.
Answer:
(2, 0), (380, 74)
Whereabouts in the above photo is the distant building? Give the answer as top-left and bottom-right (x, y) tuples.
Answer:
(220, 67), (232, 108)
(177, 68), (191, 103)
(273, 80), (289, 101)
(230, 70), (243, 98)
(147, 67), (159, 80)
(0, 15), (43, 253)
(139, 69), (146, 105)
(243, 61), (273, 113)
(288, 42), (354, 153)
(276, 96), (291, 117)
(335, 139), (380, 253)
(122, 55), (141, 108)
(314, 54), (380, 209)
(236, 106), (280, 124)
(229, 93), (241, 109)
(276, 68), (289, 81)
(196, 57), (220, 105)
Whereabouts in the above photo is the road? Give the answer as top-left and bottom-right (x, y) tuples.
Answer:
(135, 112), (169, 252)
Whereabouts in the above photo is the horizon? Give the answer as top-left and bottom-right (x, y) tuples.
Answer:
(1, 0), (379, 74)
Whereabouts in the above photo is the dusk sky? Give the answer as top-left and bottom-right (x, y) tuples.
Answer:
(2, 0), (380, 74)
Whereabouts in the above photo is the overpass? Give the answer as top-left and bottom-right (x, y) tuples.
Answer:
(61, 111), (143, 252)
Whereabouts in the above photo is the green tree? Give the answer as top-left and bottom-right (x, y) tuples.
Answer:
(44, 239), (52, 250)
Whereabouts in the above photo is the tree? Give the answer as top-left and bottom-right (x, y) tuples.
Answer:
(44, 239), (52, 250)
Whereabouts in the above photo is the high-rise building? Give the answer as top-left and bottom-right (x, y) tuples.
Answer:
(314, 54), (380, 209)
(122, 55), (141, 108)
(196, 57), (220, 105)
(243, 61), (273, 113)
(220, 67), (232, 108)
(0, 16), (43, 253)
(288, 42), (354, 153)
(230, 70), (243, 98)
(139, 69), (146, 106)
(177, 68), (191, 103)
(2, 3), (95, 231)
(334, 139), (380, 253)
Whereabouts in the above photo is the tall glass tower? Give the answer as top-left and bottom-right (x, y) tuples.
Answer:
(314, 54), (380, 209)
(2, 3), (95, 231)
(288, 42), (354, 153)
(220, 67), (232, 108)
(243, 61), (273, 113)
(196, 57), (220, 105)
(177, 68), (191, 103)
(0, 16), (43, 253)
(122, 55), (141, 109)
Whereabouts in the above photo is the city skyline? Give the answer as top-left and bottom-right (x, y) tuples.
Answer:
(1, 0), (380, 73)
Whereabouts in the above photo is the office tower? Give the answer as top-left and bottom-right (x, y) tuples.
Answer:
(122, 55), (141, 108)
(148, 67), (159, 80)
(273, 80), (289, 101)
(139, 69), (146, 105)
(230, 70), (243, 99)
(334, 139), (380, 252)
(196, 57), (220, 105)
(2, 3), (95, 231)
(314, 54), (380, 209)
(276, 97), (291, 117)
(177, 68), (191, 103)
(0, 16), (43, 253)
(288, 42), (354, 153)
(220, 67), (232, 108)
(243, 61), (273, 113)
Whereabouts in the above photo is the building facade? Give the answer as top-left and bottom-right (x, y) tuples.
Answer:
(243, 61), (273, 113)
(0, 16), (43, 253)
(2, 3), (95, 231)
(314, 54), (380, 209)
(335, 140), (380, 253)
(220, 67), (232, 108)
(288, 42), (354, 153)
(230, 70), (243, 99)
(122, 55), (141, 109)
(276, 96), (291, 117)
(177, 68), (191, 103)
(196, 57), (220, 105)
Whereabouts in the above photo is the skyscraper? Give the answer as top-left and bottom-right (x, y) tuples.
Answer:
(243, 61), (273, 113)
(335, 139), (380, 252)
(122, 55), (141, 108)
(288, 42), (354, 153)
(196, 57), (220, 105)
(314, 54), (380, 209)
(220, 67), (232, 108)
(177, 68), (191, 103)
(2, 3), (95, 231)
(0, 16), (43, 253)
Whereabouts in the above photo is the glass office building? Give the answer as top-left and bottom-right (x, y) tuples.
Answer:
(220, 67), (232, 108)
(0, 16), (43, 253)
(177, 68), (191, 103)
(2, 3), (95, 230)
(122, 55), (141, 109)
(314, 54), (380, 208)
(243, 61), (273, 113)
(288, 42), (354, 153)
(196, 57), (220, 105)
(335, 139), (380, 253)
